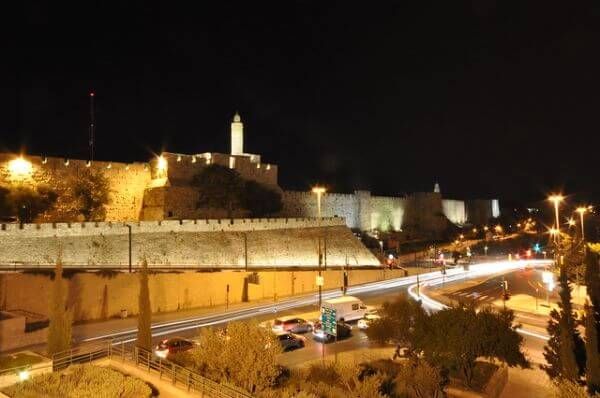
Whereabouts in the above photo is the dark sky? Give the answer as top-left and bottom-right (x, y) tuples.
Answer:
(4, 1), (600, 203)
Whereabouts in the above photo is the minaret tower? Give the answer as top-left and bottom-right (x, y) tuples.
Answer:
(231, 112), (244, 155)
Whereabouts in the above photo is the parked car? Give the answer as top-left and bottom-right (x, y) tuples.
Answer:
(357, 313), (381, 330)
(312, 321), (352, 343)
(154, 337), (196, 359)
(271, 317), (313, 334)
(276, 331), (305, 351)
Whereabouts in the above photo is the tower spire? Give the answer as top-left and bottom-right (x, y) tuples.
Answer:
(231, 111), (244, 155)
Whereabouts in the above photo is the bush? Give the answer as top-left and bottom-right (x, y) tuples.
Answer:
(2, 364), (152, 397)
(175, 321), (283, 394)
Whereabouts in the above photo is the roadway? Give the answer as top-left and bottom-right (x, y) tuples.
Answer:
(73, 259), (552, 367)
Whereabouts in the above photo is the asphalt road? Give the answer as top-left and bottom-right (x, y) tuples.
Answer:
(75, 259), (552, 367)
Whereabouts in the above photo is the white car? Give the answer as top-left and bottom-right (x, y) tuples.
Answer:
(357, 313), (381, 330)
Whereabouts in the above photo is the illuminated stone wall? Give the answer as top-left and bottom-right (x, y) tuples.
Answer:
(0, 154), (151, 222)
(442, 199), (467, 225)
(0, 217), (379, 267)
(282, 190), (499, 233)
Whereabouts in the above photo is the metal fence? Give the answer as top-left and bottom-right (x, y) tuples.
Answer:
(50, 341), (252, 398)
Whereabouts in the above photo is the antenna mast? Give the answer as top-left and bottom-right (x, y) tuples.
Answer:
(89, 91), (95, 162)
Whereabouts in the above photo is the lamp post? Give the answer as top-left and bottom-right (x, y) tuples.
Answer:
(124, 224), (132, 273)
(576, 206), (587, 242)
(548, 194), (564, 243)
(312, 186), (326, 308)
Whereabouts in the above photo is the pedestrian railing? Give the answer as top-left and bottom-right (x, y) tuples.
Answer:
(51, 341), (252, 397)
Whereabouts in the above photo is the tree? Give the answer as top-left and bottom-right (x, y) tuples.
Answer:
(0, 185), (58, 223)
(413, 305), (528, 387)
(243, 180), (282, 217)
(136, 259), (152, 351)
(192, 165), (244, 218)
(366, 295), (426, 358)
(586, 301), (600, 394)
(176, 321), (283, 393)
(554, 379), (600, 398)
(394, 359), (447, 398)
(47, 254), (72, 355)
(585, 249), (600, 394)
(585, 249), (600, 347)
(69, 168), (110, 221)
(542, 267), (586, 381)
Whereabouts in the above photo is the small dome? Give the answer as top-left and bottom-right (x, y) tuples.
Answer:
(233, 112), (241, 122)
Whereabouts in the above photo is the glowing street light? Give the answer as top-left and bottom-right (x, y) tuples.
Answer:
(548, 194), (564, 242)
(7, 156), (33, 179)
(576, 206), (588, 241)
(567, 218), (576, 227)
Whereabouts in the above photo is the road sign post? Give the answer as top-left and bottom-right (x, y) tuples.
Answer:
(320, 306), (337, 361)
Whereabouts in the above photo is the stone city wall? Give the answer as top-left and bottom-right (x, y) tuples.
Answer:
(0, 268), (406, 322)
(281, 191), (359, 228)
(0, 217), (379, 267)
(442, 199), (467, 225)
(0, 154), (151, 222)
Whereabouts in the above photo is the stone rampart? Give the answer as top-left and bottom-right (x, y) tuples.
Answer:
(0, 217), (380, 267)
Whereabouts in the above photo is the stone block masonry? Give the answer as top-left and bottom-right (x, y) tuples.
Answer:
(0, 217), (379, 268)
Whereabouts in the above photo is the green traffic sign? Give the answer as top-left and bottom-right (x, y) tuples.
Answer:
(321, 307), (337, 336)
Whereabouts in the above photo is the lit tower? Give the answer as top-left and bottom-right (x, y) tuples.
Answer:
(231, 112), (244, 155)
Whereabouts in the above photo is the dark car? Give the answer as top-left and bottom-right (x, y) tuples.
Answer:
(154, 337), (196, 358)
(277, 332), (305, 351)
(312, 321), (352, 343)
(272, 317), (313, 334)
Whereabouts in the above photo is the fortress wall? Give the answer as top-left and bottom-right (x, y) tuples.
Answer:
(0, 154), (151, 222)
(0, 218), (379, 267)
(281, 191), (359, 228)
(0, 268), (404, 322)
(369, 195), (406, 231)
(442, 199), (467, 225)
(161, 152), (278, 189)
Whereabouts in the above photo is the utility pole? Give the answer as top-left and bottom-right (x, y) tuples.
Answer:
(89, 91), (95, 163)
(125, 224), (132, 273)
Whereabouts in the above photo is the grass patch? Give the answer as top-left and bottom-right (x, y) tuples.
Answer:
(0, 353), (43, 370)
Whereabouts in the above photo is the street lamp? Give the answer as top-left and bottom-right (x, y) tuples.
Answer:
(548, 194), (564, 242)
(312, 186), (326, 308)
(576, 206), (588, 241)
(124, 224), (132, 272)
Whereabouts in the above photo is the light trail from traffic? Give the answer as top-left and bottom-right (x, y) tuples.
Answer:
(407, 259), (552, 341)
(82, 259), (552, 345)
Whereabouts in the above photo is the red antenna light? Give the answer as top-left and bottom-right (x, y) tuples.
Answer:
(90, 92), (95, 97)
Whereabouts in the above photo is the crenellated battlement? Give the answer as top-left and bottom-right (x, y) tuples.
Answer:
(0, 216), (345, 237)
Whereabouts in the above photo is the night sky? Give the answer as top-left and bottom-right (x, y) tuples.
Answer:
(4, 2), (600, 203)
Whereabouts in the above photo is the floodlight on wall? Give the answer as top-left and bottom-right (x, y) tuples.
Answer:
(106, 163), (112, 169)
(177, 155), (182, 162)
(256, 163), (261, 169)
(41, 156), (48, 164)
(85, 160), (92, 167)
(7, 156), (33, 178)
(191, 156), (197, 164)
(125, 164), (130, 171)
(64, 159), (70, 166)
(229, 156), (235, 169)
(266, 164), (271, 170)
(157, 155), (167, 172)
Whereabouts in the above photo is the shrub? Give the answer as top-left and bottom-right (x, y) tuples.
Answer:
(2, 364), (152, 397)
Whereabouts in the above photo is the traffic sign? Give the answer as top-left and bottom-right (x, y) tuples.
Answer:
(321, 307), (337, 336)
